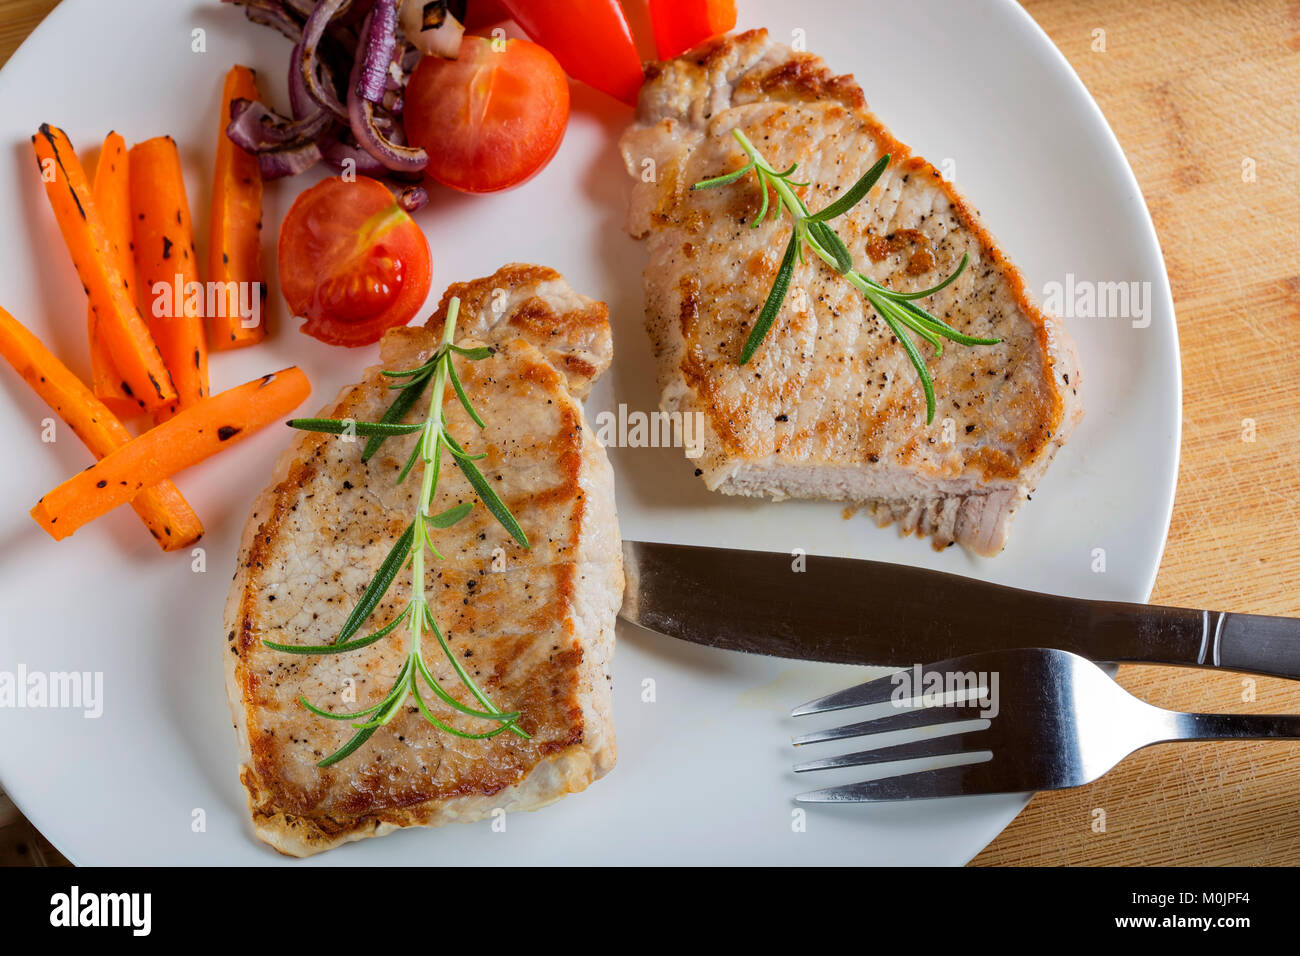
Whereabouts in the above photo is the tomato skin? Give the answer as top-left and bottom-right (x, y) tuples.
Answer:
(462, 0), (511, 30)
(499, 0), (643, 106)
(648, 0), (737, 60)
(277, 176), (432, 347)
(404, 36), (570, 194)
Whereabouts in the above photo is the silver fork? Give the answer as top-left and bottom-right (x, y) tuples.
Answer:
(791, 646), (1300, 802)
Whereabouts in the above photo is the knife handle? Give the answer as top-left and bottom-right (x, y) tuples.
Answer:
(1090, 604), (1300, 681)
(1213, 611), (1300, 680)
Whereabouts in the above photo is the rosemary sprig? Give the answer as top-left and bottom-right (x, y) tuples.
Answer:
(270, 298), (532, 767)
(692, 128), (1000, 423)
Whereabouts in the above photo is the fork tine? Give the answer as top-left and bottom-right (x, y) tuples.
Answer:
(792, 705), (989, 746)
(793, 731), (984, 773)
(791, 670), (905, 717)
(795, 760), (1000, 803)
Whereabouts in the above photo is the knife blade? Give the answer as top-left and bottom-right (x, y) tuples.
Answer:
(619, 540), (1300, 680)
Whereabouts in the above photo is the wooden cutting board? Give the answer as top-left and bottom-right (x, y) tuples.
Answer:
(974, 0), (1300, 866)
(1, 0), (1298, 867)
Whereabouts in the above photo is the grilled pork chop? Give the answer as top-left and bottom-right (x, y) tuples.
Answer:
(620, 30), (1082, 555)
(224, 264), (621, 857)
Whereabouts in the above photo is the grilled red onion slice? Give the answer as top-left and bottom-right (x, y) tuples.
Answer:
(223, 0), (304, 42)
(287, 40), (319, 119)
(392, 184), (429, 212)
(279, 0), (316, 18)
(298, 0), (353, 121)
(382, 183), (428, 210)
(257, 140), (323, 180)
(347, 9), (428, 172)
(357, 0), (399, 102)
(228, 97), (332, 151)
(319, 133), (391, 176)
(225, 0), (434, 190)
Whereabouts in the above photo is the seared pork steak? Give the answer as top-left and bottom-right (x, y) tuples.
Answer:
(223, 264), (621, 857)
(620, 30), (1082, 555)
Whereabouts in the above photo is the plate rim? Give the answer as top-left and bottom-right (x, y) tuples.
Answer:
(959, 0), (1182, 864)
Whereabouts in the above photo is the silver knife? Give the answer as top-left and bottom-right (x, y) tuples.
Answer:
(619, 540), (1300, 680)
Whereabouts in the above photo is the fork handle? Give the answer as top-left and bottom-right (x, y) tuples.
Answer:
(1172, 712), (1300, 741)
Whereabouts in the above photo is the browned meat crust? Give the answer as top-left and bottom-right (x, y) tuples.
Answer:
(223, 266), (621, 856)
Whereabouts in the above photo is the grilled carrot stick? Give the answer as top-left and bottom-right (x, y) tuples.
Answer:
(129, 135), (209, 419)
(31, 124), (176, 412)
(87, 131), (141, 419)
(31, 366), (310, 541)
(209, 65), (268, 350)
(0, 306), (203, 550)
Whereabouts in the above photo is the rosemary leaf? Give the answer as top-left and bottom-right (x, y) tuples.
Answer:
(896, 298), (1001, 346)
(423, 524), (444, 561)
(334, 522), (415, 645)
(868, 252), (970, 300)
(427, 429), (442, 493)
(380, 362), (435, 378)
(362, 371), (432, 462)
(447, 359), (486, 428)
(288, 418), (423, 437)
(352, 687), (414, 729)
(691, 161), (755, 190)
(423, 606), (528, 739)
(877, 304), (936, 424)
(444, 432), (530, 549)
(808, 220), (852, 274)
(396, 436), (423, 485)
(308, 658), (415, 766)
(754, 173), (772, 227)
(316, 726), (380, 767)
(741, 232), (799, 364)
(350, 662), (417, 729)
(409, 681), (463, 736)
(446, 443), (488, 461)
(809, 153), (891, 222)
(263, 605), (411, 656)
(874, 292), (943, 353)
(413, 650), (521, 723)
(411, 681), (515, 739)
(298, 696), (388, 721)
(427, 501), (473, 528)
(448, 344), (495, 360)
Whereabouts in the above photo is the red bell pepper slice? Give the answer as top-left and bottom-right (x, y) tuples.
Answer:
(648, 0), (738, 60)
(499, 0), (644, 106)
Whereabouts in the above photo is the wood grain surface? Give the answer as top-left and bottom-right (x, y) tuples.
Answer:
(973, 0), (1300, 867)
(1, 0), (1297, 867)
(0, 0), (48, 66)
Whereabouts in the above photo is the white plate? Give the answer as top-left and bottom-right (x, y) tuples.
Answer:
(0, 0), (1178, 865)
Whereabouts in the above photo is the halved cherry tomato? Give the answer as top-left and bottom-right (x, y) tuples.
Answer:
(648, 0), (737, 60)
(404, 35), (569, 194)
(499, 0), (643, 106)
(277, 176), (431, 347)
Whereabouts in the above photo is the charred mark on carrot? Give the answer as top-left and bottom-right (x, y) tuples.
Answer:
(37, 124), (86, 220)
